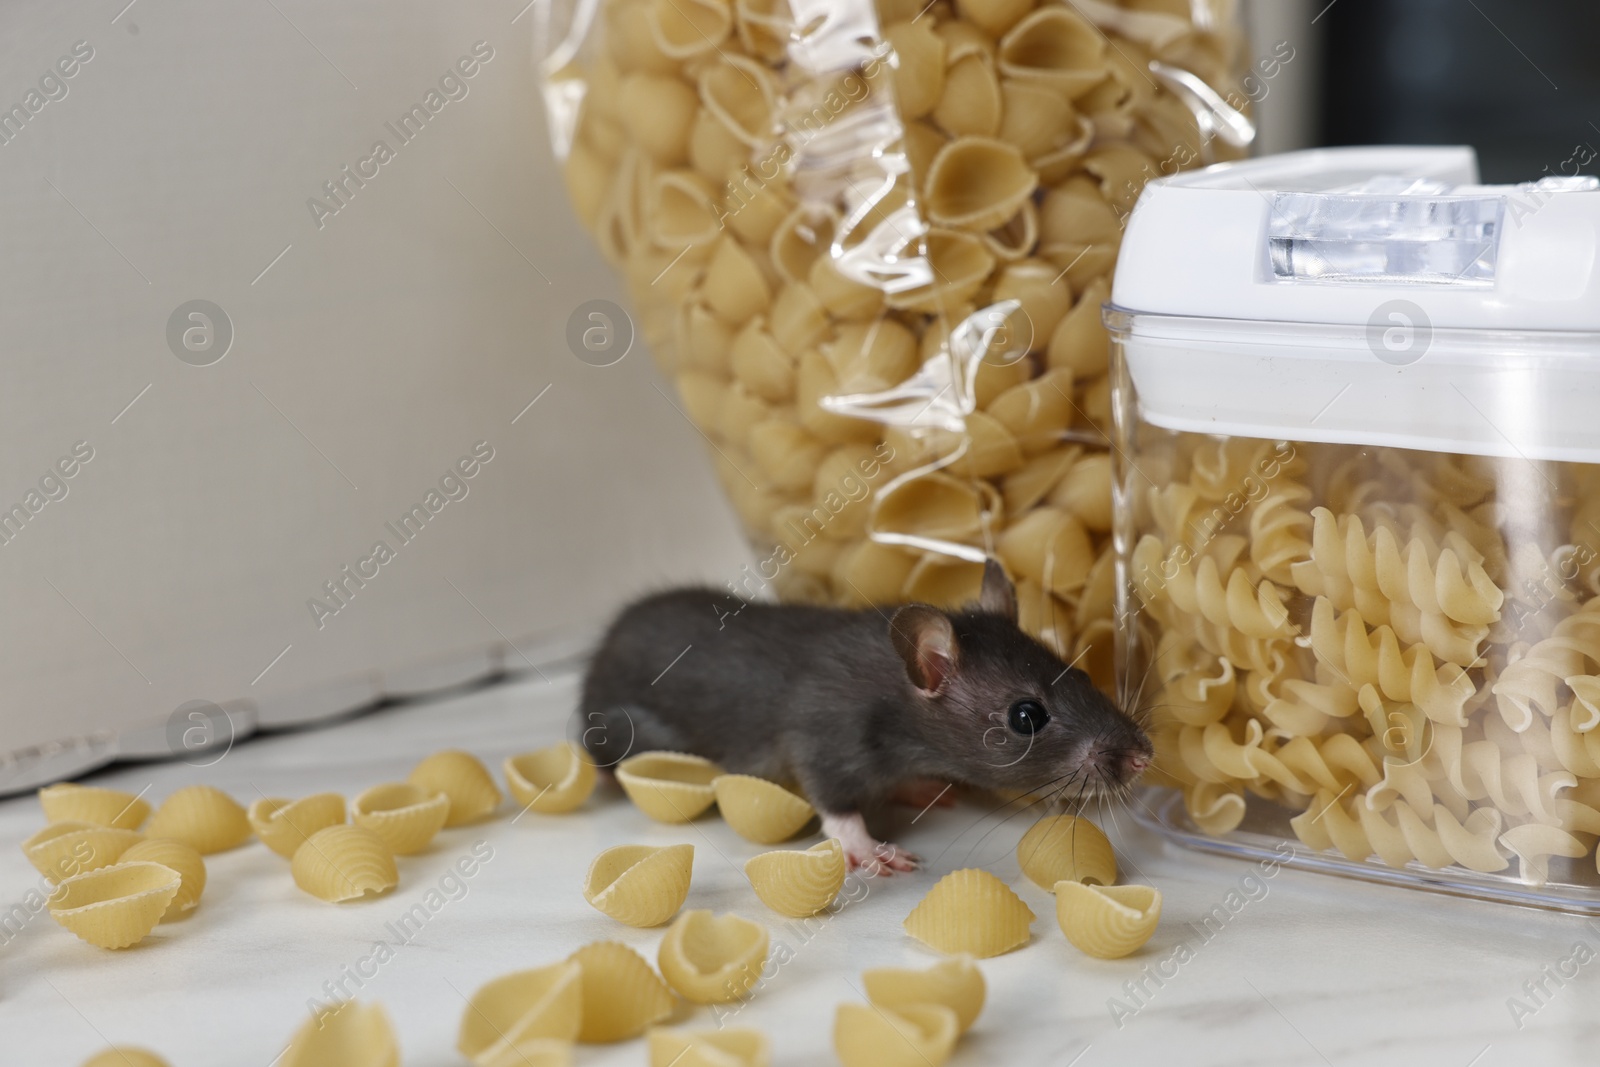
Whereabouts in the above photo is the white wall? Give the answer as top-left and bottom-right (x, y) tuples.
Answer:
(0, 1), (751, 775)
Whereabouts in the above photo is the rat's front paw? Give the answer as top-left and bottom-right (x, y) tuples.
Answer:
(824, 812), (920, 875)
(865, 842), (921, 874)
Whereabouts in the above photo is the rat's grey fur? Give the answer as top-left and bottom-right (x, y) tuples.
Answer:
(579, 563), (1151, 823)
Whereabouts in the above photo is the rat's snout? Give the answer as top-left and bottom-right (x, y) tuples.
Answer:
(1083, 721), (1155, 789)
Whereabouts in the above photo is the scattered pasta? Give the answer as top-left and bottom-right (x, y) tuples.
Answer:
(22, 822), (142, 883)
(861, 956), (986, 1034)
(351, 783), (450, 855)
(457, 961), (582, 1064)
(143, 785), (252, 854)
(1054, 881), (1161, 959)
(712, 774), (815, 843)
(567, 941), (676, 1043)
(744, 838), (845, 917)
(249, 794), (347, 858)
(38, 783), (149, 830)
(903, 868), (1035, 958)
(119, 839), (206, 919)
(648, 1027), (771, 1067)
(657, 909), (770, 1004)
(409, 750), (502, 826)
(1016, 814), (1116, 889)
(582, 843), (694, 927)
(282, 1000), (399, 1067)
(834, 1002), (959, 1067)
(48, 861), (182, 949)
(504, 743), (598, 814)
(616, 751), (721, 823)
(291, 826), (399, 903)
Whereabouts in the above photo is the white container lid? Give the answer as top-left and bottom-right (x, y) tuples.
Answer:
(1109, 146), (1600, 462)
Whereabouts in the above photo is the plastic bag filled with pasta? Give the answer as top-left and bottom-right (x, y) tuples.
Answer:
(537, 0), (1252, 693)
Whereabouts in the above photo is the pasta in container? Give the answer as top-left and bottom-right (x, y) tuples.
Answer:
(1111, 145), (1600, 911)
(536, 0), (1252, 686)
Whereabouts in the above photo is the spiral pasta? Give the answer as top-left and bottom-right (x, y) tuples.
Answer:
(1133, 436), (1600, 889)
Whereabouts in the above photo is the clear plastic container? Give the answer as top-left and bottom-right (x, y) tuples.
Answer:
(537, 0), (1254, 687)
(1109, 146), (1600, 911)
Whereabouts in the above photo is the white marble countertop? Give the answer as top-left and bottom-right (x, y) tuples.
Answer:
(6, 667), (1600, 1066)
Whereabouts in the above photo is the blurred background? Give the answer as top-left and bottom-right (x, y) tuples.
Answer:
(0, 0), (1594, 782)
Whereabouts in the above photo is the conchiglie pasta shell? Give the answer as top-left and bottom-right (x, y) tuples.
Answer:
(649, 169), (724, 247)
(833, 1002), (959, 1067)
(119, 839), (206, 919)
(658, 910), (770, 1003)
(924, 138), (1037, 232)
(808, 254), (884, 324)
(618, 74), (699, 166)
(862, 955), (986, 1033)
(699, 55), (778, 148)
(998, 7), (1108, 98)
(903, 868), (1035, 958)
(933, 54), (1002, 138)
(702, 236), (773, 324)
(734, 0), (792, 61)
(458, 960), (583, 1064)
(955, 0), (1035, 37)
(873, 472), (987, 544)
(834, 540), (919, 605)
(768, 280), (830, 358)
(648, 1027), (771, 1067)
(1017, 814), (1116, 889)
(648, 0), (732, 59)
(884, 20), (947, 120)
(688, 107), (750, 183)
(291, 826), (399, 903)
(712, 775), (815, 843)
(617, 751), (723, 822)
(505, 743), (597, 814)
(983, 199), (1039, 262)
(409, 749), (502, 826)
(903, 555), (985, 608)
(23, 821), (142, 883)
(884, 229), (995, 314)
(744, 839), (845, 917)
(81, 1049), (170, 1067)
(248, 793), (347, 859)
(770, 206), (835, 287)
(1055, 881), (1161, 959)
(584, 843), (695, 927)
(351, 783), (451, 855)
(48, 861), (182, 949)
(957, 410), (1025, 479)
(39, 783), (149, 830)
(568, 941), (676, 1042)
(283, 1000), (399, 1067)
(143, 785), (251, 855)
(998, 507), (1093, 595)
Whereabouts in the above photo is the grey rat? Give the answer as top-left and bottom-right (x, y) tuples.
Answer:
(578, 560), (1152, 873)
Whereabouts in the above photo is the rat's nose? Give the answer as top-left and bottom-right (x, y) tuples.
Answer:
(1091, 745), (1150, 785)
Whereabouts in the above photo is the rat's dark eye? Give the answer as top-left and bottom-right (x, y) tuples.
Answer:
(1008, 700), (1048, 735)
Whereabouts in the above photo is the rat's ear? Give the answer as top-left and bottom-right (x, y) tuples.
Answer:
(889, 605), (958, 694)
(977, 559), (1018, 621)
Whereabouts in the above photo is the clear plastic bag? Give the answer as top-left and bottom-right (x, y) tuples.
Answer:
(538, 0), (1253, 691)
